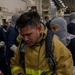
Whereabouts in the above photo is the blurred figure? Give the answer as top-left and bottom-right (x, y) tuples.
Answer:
(0, 26), (8, 75)
(6, 13), (20, 75)
(44, 16), (51, 29)
(2, 19), (7, 33)
(67, 12), (75, 35)
(50, 17), (75, 66)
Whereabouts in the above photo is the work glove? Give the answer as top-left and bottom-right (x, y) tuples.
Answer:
(0, 41), (5, 48)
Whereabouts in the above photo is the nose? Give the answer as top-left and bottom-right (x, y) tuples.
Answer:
(23, 36), (29, 42)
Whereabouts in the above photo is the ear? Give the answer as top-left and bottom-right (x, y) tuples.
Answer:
(37, 24), (42, 31)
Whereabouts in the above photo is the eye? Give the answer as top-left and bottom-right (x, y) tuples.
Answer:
(52, 27), (56, 30)
(21, 33), (32, 38)
(51, 26), (56, 30)
(26, 33), (31, 36)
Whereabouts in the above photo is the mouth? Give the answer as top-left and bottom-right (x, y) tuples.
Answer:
(25, 42), (29, 44)
(25, 41), (30, 45)
(26, 42), (34, 46)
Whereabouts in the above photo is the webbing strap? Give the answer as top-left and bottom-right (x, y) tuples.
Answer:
(11, 66), (23, 74)
(26, 68), (50, 75)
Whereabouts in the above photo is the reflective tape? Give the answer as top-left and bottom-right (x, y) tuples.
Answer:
(11, 66), (22, 74)
(26, 68), (50, 75)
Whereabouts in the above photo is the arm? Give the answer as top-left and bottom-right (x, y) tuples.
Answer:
(52, 36), (73, 75)
(0, 27), (5, 48)
(7, 27), (18, 52)
(10, 46), (25, 75)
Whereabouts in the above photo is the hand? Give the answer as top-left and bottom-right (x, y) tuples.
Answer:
(0, 41), (5, 48)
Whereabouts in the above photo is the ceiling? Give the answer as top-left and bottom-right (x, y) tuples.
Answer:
(53, 0), (75, 13)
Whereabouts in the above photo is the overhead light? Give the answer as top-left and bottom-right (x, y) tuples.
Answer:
(58, 0), (65, 8)
(58, 0), (62, 3)
(60, 1), (62, 3)
(65, 6), (68, 9)
(62, 3), (65, 7)
(66, 6), (68, 8)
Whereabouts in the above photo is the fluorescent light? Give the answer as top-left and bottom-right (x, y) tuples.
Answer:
(60, 1), (62, 3)
(58, 0), (65, 8)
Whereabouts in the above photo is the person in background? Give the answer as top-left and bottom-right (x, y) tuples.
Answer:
(44, 16), (51, 29)
(0, 26), (9, 75)
(67, 12), (75, 35)
(10, 11), (73, 75)
(6, 13), (20, 75)
(50, 17), (75, 70)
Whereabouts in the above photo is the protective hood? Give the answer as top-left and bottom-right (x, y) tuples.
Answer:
(10, 13), (20, 27)
(69, 12), (75, 23)
(50, 17), (75, 46)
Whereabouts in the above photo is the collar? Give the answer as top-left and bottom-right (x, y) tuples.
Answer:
(33, 24), (48, 47)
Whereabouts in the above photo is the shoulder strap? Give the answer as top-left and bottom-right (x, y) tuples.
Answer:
(19, 40), (25, 71)
(46, 30), (56, 75)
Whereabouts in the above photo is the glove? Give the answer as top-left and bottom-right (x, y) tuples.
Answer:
(10, 44), (18, 52)
(0, 41), (5, 48)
